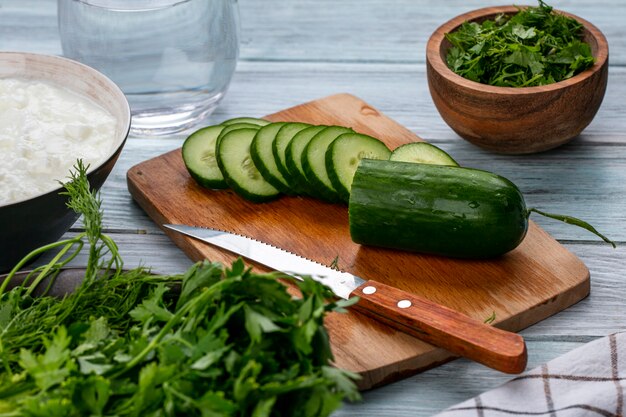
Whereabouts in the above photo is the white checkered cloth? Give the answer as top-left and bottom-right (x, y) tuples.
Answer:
(434, 333), (625, 417)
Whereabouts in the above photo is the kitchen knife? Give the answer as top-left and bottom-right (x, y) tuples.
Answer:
(164, 223), (527, 374)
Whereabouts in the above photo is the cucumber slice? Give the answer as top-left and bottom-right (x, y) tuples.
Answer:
(215, 122), (262, 152)
(182, 125), (227, 189)
(390, 142), (459, 166)
(217, 122), (261, 140)
(221, 117), (270, 127)
(302, 126), (352, 202)
(249, 122), (294, 194)
(326, 132), (391, 202)
(285, 125), (327, 195)
(216, 128), (280, 203)
(272, 122), (311, 187)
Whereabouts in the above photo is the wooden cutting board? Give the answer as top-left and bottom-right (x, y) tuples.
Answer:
(127, 93), (589, 390)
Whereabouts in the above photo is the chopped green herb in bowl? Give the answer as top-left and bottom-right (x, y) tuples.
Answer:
(426, 2), (608, 153)
(445, 1), (595, 87)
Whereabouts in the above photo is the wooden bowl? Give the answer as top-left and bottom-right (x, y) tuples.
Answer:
(426, 6), (609, 154)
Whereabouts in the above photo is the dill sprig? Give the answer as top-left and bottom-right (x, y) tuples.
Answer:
(60, 160), (102, 251)
(0, 161), (122, 297)
(60, 160), (122, 280)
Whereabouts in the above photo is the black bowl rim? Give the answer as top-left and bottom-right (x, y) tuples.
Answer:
(0, 52), (131, 208)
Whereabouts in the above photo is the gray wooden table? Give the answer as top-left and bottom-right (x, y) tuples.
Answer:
(2, 1), (625, 415)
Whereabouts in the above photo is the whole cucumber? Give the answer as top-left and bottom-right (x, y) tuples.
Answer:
(348, 159), (528, 258)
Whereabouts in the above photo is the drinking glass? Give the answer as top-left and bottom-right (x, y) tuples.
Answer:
(58, 0), (240, 135)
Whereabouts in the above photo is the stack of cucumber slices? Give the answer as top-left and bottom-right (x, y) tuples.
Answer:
(182, 117), (458, 203)
(183, 119), (615, 258)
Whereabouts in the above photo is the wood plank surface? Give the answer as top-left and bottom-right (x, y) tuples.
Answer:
(9, 0), (625, 414)
(127, 94), (590, 389)
(4, 1), (626, 66)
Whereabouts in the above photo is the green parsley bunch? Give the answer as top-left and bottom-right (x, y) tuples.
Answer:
(0, 162), (360, 417)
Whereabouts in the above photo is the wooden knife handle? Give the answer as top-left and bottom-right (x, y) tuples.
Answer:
(351, 280), (527, 374)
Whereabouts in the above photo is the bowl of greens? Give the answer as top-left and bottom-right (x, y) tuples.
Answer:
(426, 2), (608, 154)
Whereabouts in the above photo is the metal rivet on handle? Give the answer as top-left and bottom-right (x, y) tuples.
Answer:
(362, 286), (377, 295)
(397, 299), (412, 309)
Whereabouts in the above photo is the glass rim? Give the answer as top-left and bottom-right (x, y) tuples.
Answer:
(67, 0), (192, 11)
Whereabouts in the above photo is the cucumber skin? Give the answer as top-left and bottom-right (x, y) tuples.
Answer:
(221, 117), (270, 126)
(187, 166), (227, 190)
(182, 125), (228, 189)
(349, 160), (529, 259)
(302, 126), (352, 203)
(326, 133), (391, 202)
(250, 122), (294, 195)
(390, 142), (459, 167)
(285, 125), (327, 196)
(216, 128), (280, 203)
(216, 122), (261, 150)
(272, 122), (311, 188)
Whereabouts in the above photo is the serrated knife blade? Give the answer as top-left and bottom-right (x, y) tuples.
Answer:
(164, 223), (527, 374)
(164, 223), (362, 299)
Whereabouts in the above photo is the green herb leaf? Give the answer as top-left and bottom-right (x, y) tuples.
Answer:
(445, 1), (595, 87)
(129, 284), (174, 323)
(19, 326), (73, 391)
(244, 305), (282, 343)
(74, 375), (111, 415)
(512, 24), (536, 40)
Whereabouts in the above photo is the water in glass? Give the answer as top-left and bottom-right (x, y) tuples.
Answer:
(58, 0), (240, 135)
